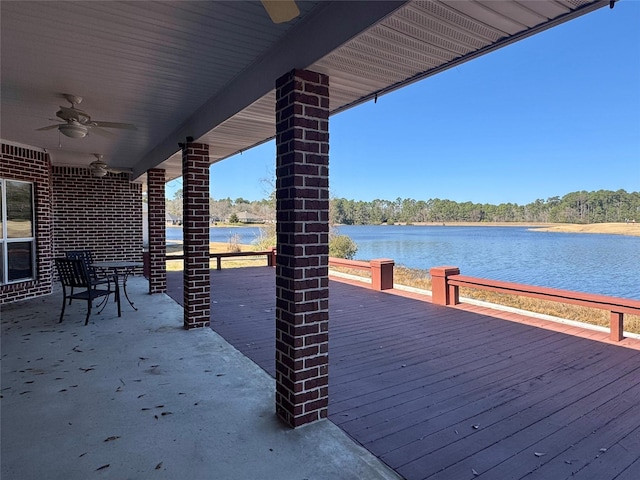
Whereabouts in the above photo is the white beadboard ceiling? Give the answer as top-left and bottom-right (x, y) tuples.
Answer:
(0, 0), (609, 182)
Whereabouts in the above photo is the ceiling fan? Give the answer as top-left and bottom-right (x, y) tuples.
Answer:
(37, 94), (136, 138)
(261, 0), (299, 23)
(90, 154), (132, 177)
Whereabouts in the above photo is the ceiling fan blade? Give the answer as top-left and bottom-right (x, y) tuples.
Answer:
(36, 124), (61, 131)
(261, 0), (299, 23)
(92, 121), (137, 130)
(88, 126), (115, 138)
(107, 167), (132, 175)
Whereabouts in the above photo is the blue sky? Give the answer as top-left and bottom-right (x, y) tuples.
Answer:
(167, 1), (639, 205)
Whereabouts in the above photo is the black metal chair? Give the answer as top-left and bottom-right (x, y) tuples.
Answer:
(55, 257), (119, 325)
(65, 250), (111, 282)
(65, 250), (112, 303)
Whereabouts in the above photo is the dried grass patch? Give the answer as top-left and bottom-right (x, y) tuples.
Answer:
(392, 266), (640, 335)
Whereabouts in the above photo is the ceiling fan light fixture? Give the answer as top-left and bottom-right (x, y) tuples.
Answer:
(92, 167), (108, 177)
(59, 123), (88, 138)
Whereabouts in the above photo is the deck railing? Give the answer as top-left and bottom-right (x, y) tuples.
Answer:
(160, 249), (277, 270)
(153, 251), (638, 339)
(430, 266), (640, 341)
(154, 249), (394, 291)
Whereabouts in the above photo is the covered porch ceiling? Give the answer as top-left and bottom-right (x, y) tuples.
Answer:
(1, 0), (611, 183)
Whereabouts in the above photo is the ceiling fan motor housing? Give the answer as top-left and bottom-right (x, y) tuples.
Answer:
(59, 123), (88, 138)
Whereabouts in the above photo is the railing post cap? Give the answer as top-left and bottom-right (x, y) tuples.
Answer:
(430, 266), (460, 276)
(371, 258), (395, 266)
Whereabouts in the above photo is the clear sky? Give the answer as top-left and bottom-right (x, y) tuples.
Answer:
(166, 1), (640, 205)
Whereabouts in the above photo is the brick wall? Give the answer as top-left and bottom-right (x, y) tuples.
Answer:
(274, 69), (330, 428)
(0, 143), (53, 304)
(147, 169), (166, 294)
(182, 141), (210, 329)
(52, 166), (143, 261)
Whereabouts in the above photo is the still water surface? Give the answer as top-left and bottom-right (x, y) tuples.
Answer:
(166, 225), (640, 299)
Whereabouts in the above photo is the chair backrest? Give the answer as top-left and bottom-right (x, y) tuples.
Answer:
(55, 257), (91, 288)
(65, 250), (96, 279)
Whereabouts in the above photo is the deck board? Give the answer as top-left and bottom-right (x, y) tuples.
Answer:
(167, 267), (640, 480)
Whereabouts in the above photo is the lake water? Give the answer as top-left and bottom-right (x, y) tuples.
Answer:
(166, 225), (640, 299)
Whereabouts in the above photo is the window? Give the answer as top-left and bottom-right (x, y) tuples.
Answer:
(0, 179), (35, 284)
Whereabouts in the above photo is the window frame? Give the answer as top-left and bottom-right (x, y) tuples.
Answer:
(0, 178), (36, 285)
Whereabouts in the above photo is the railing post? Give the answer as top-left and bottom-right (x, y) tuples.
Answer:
(142, 251), (150, 279)
(430, 266), (460, 305)
(610, 311), (624, 341)
(371, 259), (394, 290)
(268, 247), (277, 267)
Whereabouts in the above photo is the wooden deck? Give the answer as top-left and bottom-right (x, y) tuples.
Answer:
(166, 268), (640, 480)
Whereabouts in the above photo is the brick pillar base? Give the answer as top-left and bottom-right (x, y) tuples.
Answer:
(147, 169), (166, 294)
(275, 69), (330, 428)
(182, 141), (210, 329)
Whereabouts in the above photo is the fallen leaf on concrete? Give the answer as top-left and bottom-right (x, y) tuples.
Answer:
(161, 411), (173, 416)
(155, 462), (163, 470)
(96, 464), (110, 471)
(534, 452), (546, 457)
(79, 452), (87, 458)
(104, 436), (120, 442)
(472, 468), (479, 476)
(472, 424), (480, 429)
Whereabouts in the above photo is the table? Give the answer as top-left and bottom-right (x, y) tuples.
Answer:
(92, 261), (143, 316)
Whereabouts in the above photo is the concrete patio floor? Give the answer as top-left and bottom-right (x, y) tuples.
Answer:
(1, 277), (400, 480)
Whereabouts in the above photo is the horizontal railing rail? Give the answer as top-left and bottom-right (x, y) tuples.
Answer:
(328, 257), (371, 271)
(430, 266), (640, 342)
(157, 250), (395, 291)
(164, 249), (276, 270)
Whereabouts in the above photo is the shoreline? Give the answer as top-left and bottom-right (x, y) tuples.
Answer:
(358, 222), (640, 237)
(167, 222), (640, 238)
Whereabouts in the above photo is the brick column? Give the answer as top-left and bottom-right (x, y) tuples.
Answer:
(182, 140), (210, 329)
(147, 169), (166, 294)
(275, 69), (330, 428)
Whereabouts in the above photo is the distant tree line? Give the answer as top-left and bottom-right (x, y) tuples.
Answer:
(166, 188), (275, 223)
(330, 190), (640, 225)
(166, 189), (639, 225)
